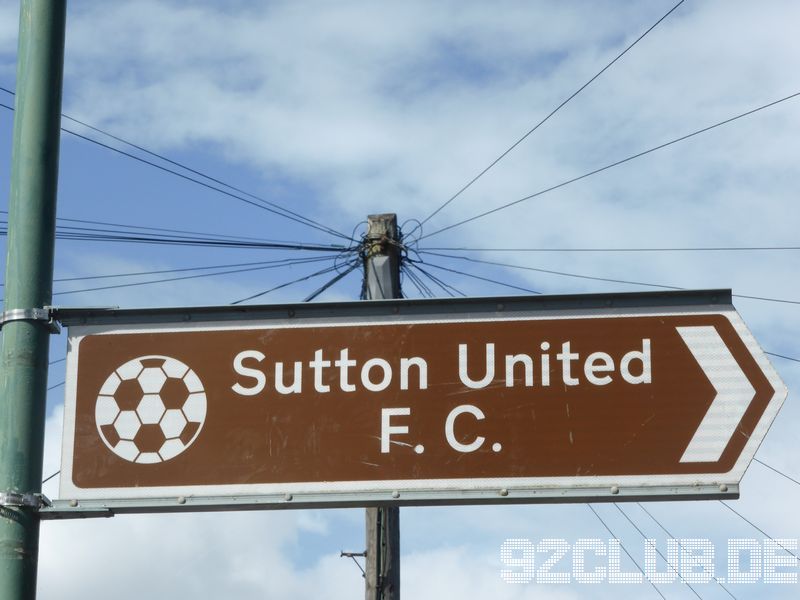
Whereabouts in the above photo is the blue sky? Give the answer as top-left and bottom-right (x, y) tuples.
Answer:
(2, 0), (800, 598)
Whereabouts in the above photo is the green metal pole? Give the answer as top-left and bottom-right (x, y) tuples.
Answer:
(0, 1), (66, 598)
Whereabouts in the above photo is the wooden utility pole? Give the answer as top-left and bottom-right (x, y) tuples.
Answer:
(362, 214), (401, 600)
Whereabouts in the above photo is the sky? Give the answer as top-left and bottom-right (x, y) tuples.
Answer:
(1, 0), (799, 598)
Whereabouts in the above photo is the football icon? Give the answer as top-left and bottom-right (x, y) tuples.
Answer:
(94, 355), (207, 464)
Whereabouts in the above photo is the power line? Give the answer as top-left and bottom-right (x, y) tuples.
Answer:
(421, 250), (681, 290)
(0, 89), (350, 242)
(49, 234), (340, 252)
(0, 99), (350, 241)
(405, 262), (466, 297)
(231, 261), (346, 305)
(54, 106), (350, 240)
(2, 257), (353, 290)
(424, 245), (800, 253)
(410, 0), (687, 236)
(636, 503), (737, 600)
(2, 209), (323, 247)
(765, 351), (800, 363)
(718, 501), (799, 560)
(52, 258), (342, 285)
(47, 225), (336, 250)
(65, 215), (323, 249)
(46, 227), (345, 251)
(42, 470), (60, 485)
(7, 212), (295, 245)
(402, 265), (435, 298)
(613, 504), (703, 599)
(417, 264), (466, 297)
(754, 458), (800, 487)
(303, 260), (361, 302)
(420, 90), (800, 241)
(406, 272), (432, 298)
(0, 224), (350, 252)
(68, 123), (350, 240)
(408, 255), (798, 374)
(586, 504), (666, 599)
(45, 255), (339, 298)
(734, 293), (800, 306)
(417, 260), (541, 294)
(419, 250), (800, 306)
(406, 263), (453, 297)
(47, 381), (64, 392)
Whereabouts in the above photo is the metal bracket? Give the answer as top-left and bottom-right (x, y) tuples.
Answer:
(0, 307), (60, 333)
(340, 551), (367, 578)
(0, 491), (52, 510)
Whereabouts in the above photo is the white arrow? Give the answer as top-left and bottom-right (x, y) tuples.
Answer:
(676, 326), (755, 463)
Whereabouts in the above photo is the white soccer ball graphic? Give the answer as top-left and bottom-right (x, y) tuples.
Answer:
(95, 355), (207, 464)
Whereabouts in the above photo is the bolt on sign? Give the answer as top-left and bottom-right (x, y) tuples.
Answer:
(53, 290), (786, 514)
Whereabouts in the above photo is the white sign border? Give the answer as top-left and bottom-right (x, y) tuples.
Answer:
(58, 303), (787, 505)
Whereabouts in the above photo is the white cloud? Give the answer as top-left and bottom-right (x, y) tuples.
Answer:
(52, 1), (800, 225)
(1, 1), (798, 598)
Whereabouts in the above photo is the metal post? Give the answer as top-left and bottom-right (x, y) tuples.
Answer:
(363, 214), (401, 600)
(0, 1), (66, 598)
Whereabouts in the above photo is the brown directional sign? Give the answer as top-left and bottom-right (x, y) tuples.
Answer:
(57, 291), (786, 511)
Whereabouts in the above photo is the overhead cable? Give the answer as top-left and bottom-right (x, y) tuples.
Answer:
(410, 0), (687, 236)
(0, 225), (350, 252)
(718, 501), (799, 560)
(0, 99), (350, 241)
(402, 265), (435, 298)
(417, 260), (541, 294)
(636, 503), (738, 600)
(424, 245), (800, 253)
(765, 351), (800, 363)
(231, 261), (346, 305)
(421, 90), (800, 240)
(613, 504), (702, 599)
(303, 260), (361, 302)
(754, 458), (800, 487)
(421, 250), (681, 289)
(419, 250), (800, 306)
(41, 471), (60, 485)
(49, 255), (339, 297)
(406, 262), (466, 297)
(39, 258), (342, 286)
(587, 504), (666, 599)
(4, 209), (314, 247)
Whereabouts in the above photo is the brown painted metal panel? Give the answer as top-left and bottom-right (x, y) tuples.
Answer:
(66, 313), (777, 491)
